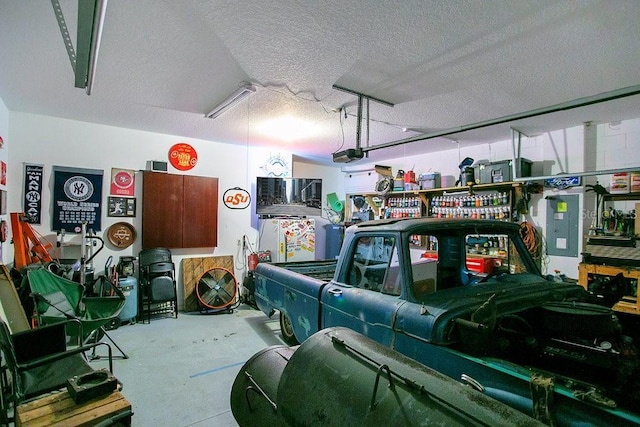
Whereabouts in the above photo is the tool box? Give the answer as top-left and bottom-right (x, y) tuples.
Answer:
(475, 158), (532, 184)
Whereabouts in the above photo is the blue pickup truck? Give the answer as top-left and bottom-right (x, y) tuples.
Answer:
(253, 218), (640, 426)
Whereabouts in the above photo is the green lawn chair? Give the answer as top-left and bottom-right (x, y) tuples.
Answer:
(27, 268), (128, 359)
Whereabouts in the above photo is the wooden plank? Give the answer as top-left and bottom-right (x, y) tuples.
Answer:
(181, 256), (234, 312)
(0, 264), (30, 333)
(17, 390), (131, 427)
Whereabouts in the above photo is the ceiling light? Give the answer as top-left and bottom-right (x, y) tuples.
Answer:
(256, 116), (319, 142)
(205, 83), (256, 119)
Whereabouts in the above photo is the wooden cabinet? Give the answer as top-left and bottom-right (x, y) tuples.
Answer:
(142, 172), (218, 249)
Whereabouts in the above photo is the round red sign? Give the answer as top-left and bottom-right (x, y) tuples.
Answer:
(113, 170), (134, 190)
(169, 143), (198, 171)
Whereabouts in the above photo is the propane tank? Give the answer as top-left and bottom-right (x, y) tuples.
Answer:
(230, 327), (542, 427)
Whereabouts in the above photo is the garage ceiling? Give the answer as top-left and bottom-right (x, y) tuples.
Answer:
(1, 1), (639, 165)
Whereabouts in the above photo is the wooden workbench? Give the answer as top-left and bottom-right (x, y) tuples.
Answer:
(578, 262), (640, 315)
(16, 389), (131, 426)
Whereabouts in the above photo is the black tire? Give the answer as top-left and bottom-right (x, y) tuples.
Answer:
(279, 311), (300, 345)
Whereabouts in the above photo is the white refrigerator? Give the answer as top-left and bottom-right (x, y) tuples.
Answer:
(260, 218), (316, 262)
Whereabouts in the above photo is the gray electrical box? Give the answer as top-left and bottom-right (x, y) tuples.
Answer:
(545, 194), (579, 257)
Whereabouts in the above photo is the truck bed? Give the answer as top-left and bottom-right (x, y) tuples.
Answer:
(267, 259), (337, 281)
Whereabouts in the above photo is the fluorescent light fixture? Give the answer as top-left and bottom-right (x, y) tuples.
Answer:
(332, 148), (364, 163)
(205, 83), (256, 119)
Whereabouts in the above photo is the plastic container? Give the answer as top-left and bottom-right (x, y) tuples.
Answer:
(610, 172), (630, 194)
(118, 276), (138, 324)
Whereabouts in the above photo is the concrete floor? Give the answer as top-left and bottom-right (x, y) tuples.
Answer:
(102, 305), (283, 426)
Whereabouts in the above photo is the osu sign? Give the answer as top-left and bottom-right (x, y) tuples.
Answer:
(223, 187), (251, 210)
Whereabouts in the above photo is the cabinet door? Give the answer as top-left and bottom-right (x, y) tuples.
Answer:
(183, 175), (218, 248)
(142, 171), (183, 249)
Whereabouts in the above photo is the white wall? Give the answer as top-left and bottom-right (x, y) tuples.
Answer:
(0, 97), (8, 265)
(5, 112), (343, 308)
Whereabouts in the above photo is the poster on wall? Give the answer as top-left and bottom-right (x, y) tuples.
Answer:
(107, 196), (136, 217)
(52, 166), (103, 232)
(23, 163), (44, 224)
(110, 168), (135, 196)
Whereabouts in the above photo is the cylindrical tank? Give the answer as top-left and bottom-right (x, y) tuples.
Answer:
(117, 276), (138, 324)
(230, 327), (542, 427)
(230, 345), (294, 427)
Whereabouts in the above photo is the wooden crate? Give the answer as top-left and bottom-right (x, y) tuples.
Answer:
(16, 390), (131, 426)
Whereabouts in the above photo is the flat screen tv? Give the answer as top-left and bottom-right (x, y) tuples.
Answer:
(256, 177), (323, 217)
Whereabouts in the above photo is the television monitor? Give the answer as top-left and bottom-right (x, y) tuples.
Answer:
(256, 177), (323, 217)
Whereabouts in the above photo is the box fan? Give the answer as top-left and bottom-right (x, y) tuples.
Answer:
(195, 267), (239, 314)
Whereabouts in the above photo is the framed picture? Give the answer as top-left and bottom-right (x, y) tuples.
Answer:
(107, 197), (136, 217)
(0, 190), (6, 215)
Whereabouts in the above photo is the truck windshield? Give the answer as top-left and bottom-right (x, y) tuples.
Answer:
(347, 235), (399, 295)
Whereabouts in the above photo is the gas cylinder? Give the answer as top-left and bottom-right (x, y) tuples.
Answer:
(247, 253), (259, 271)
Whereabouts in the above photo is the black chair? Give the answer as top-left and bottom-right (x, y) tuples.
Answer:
(138, 248), (178, 323)
(0, 318), (113, 423)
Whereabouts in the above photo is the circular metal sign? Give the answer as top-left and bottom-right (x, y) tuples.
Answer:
(107, 222), (137, 249)
(169, 142), (198, 171)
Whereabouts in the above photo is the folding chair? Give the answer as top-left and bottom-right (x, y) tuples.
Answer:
(138, 248), (178, 323)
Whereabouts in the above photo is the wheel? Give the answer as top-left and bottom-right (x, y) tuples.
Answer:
(279, 311), (299, 345)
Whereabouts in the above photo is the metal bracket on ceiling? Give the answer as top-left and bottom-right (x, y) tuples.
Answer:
(51, 0), (77, 72)
(510, 127), (528, 180)
(50, 0), (108, 95)
(332, 85), (395, 154)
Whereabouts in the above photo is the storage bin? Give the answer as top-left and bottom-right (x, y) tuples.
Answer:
(419, 173), (441, 189)
(475, 159), (532, 184)
(631, 172), (640, 192)
(610, 172), (630, 194)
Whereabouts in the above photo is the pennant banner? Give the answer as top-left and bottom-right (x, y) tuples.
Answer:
(23, 163), (44, 224)
(52, 166), (103, 232)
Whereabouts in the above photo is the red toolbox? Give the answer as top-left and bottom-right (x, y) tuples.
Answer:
(422, 252), (496, 274)
(466, 257), (497, 274)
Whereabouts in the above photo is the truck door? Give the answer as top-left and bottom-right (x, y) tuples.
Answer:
(321, 235), (404, 346)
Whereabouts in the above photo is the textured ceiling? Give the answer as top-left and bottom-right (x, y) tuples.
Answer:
(1, 0), (639, 165)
